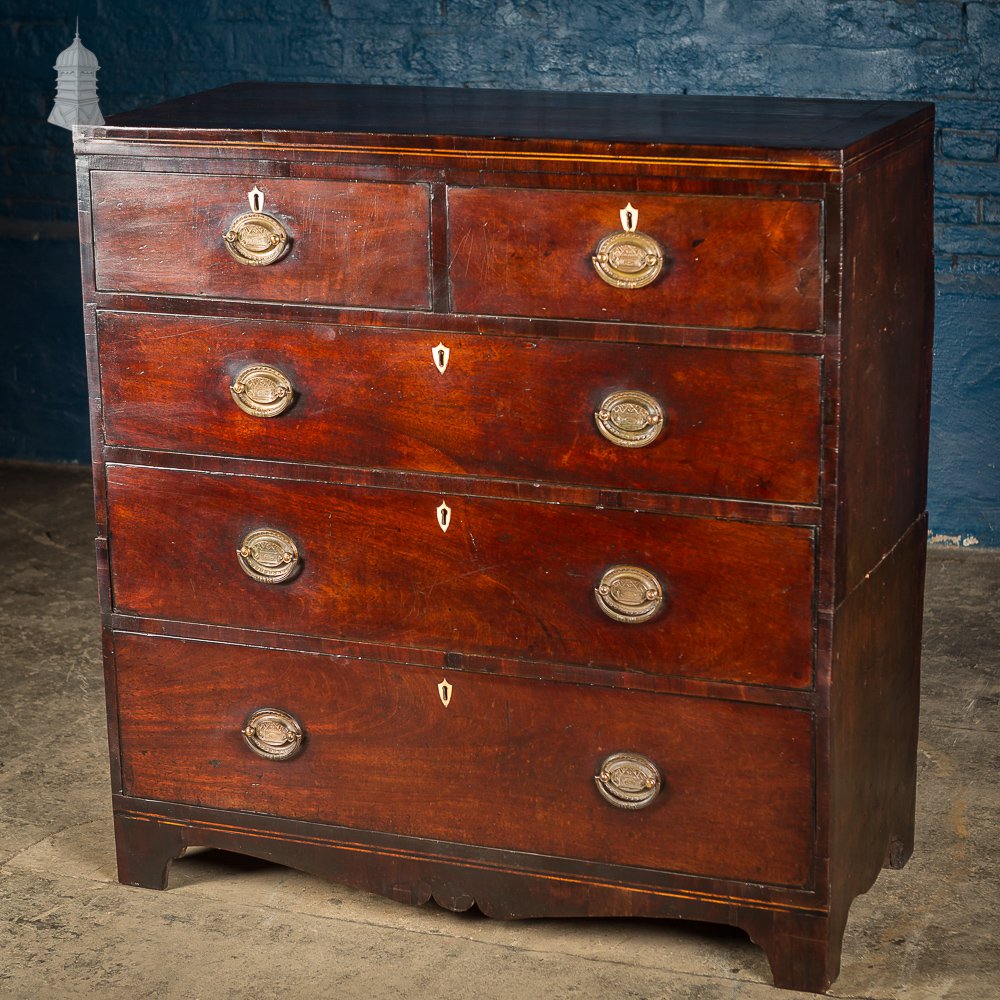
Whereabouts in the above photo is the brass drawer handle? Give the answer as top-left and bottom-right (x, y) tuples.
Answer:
(595, 751), (661, 810)
(230, 363), (294, 418)
(595, 390), (664, 448)
(242, 708), (304, 761)
(237, 528), (300, 584)
(595, 565), (664, 623)
(223, 186), (289, 266)
(592, 203), (664, 289)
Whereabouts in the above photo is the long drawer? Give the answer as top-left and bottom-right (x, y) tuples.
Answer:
(98, 311), (822, 504)
(106, 465), (815, 688)
(90, 172), (431, 310)
(449, 187), (822, 330)
(115, 633), (815, 887)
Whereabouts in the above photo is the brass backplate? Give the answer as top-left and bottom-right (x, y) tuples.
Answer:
(595, 389), (665, 448)
(595, 565), (665, 624)
(242, 708), (304, 761)
(230, 363), (294, 418)
(237, 528), (300, 584)
(595, 751), (662, 810)
(224, 212), (289, 266)
(592, 230), (664, 289)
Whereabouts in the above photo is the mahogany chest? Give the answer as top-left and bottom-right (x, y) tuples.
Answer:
(75, 84), (934, 993)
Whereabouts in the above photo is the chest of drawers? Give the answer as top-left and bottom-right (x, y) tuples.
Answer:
(75, 84), (934, 994)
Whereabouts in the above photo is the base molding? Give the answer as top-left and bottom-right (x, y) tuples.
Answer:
(113, 797), (848, 993)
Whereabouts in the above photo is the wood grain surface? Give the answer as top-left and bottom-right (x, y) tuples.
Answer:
(94, 82), (931, 165)
(449, 187), (822, 330)
(75, 84), (937, 996)
(835, 134), (934, 600)
(114, 632), (815, 887)
(91, 171), (431, 309)
(105, 464), (816, 688)
(98, 311), (822, 504)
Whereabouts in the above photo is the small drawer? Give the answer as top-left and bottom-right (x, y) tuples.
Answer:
(115, 633), (815, 887)
(448, 187), (822, 331)
(90, 171), (431, 310)
(106, 466), (816, 688)
(98, 312), (822, 505)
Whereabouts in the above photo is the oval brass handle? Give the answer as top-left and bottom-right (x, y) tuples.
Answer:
(595, 751), (662, 810)
(592, 230), (664, 289)
(242, 708), (304, 761)
(595, 390), (665, 448)
(237, 528), (300, 584)
(224, 212), (289, 266)
(230, 364), (294, 418)
(595, 565), (664, 624)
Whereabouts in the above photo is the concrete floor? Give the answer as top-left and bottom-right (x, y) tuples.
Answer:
(0, 461), (996, 1000)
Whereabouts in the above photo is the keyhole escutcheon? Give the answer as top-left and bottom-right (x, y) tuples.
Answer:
(436, 500), (451, 533)
(432, 342), (450, 374)
(438, 678), (453, 708)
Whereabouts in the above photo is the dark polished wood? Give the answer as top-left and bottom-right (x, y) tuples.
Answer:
(105, 612), (819, 709)
(98, 311), (822, 504)
(91, 171), (431, 309)
(100, 445), (823, 526)
(93, 290), (827, 350)
(449, 187), (822, 331)
(105, 464), (816, 689)
(76, 85), (934, 994)
(114, 812), (187, 890)
(97, 82), (930, 162)
(111, 793), (840, 988)
(834, 137), (935, 601)
(111, 794), (824, 909)
(115, 632), (815, 887)
(828, 515), (927, 915)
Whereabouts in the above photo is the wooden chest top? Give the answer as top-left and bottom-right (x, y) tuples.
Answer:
(90, 81), (931, 163)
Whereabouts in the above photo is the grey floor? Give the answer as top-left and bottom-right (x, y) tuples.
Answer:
(0, 462), (997, 1000)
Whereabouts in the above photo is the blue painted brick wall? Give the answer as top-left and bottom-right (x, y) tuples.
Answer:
(2, 0), (997, 544)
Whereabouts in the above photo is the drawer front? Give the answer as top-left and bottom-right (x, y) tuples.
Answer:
(449, 187), (822, 331)
(115, 633), (815, 887)
(91, 172), (431, 310)
(99, 312), (822, 504)
(106, 466), (815, 688)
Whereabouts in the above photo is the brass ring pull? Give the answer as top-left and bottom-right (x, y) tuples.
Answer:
(237, 528), (300, 584)
(595, 390), (665, 448)
(242, 708), (304, 761)
(595, 751), (661, 810)
(223, 187), (289, 266)
(592, 202), (664, 289)
(595, 565), (665, 624)
(224, 214), (288, 266)
(230, 364), (294, 418)
(593, 231), (663, 288)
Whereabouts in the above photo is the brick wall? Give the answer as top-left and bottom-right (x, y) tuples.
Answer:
(1, 0), (997, 543)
